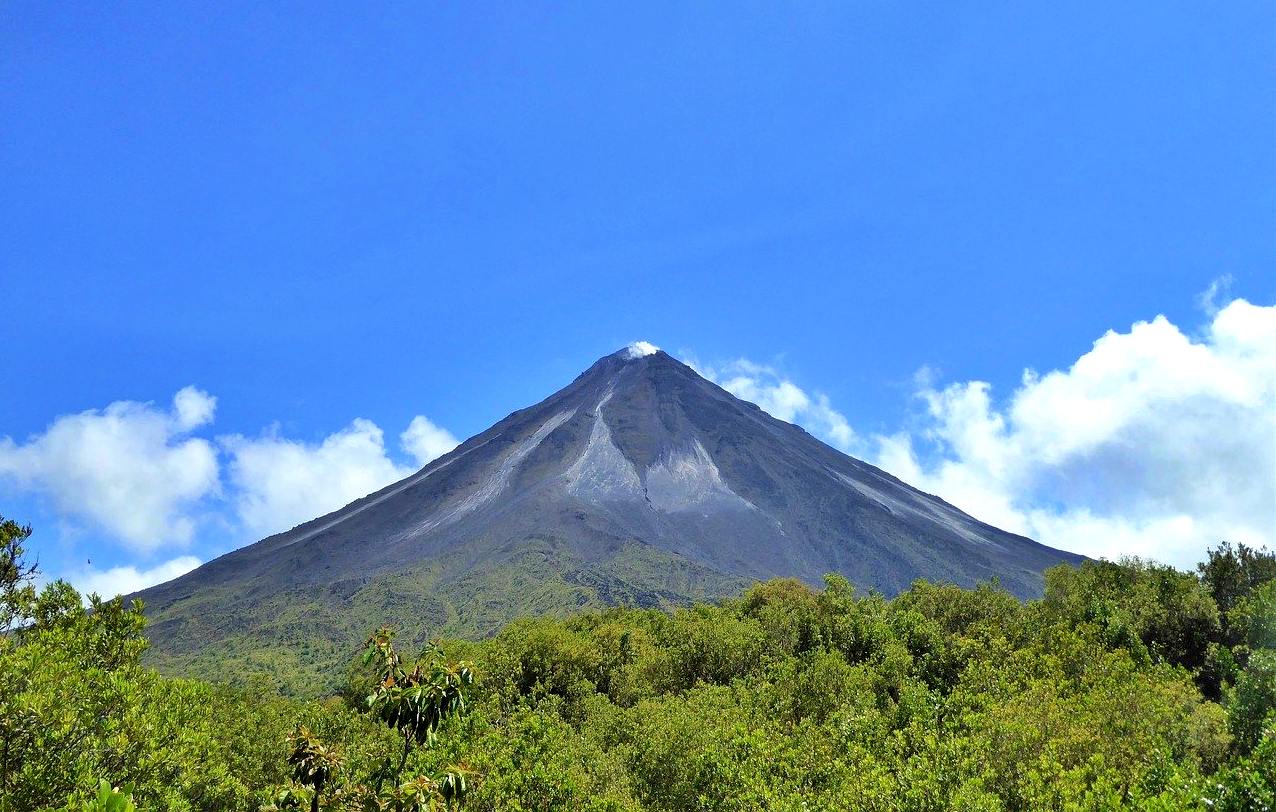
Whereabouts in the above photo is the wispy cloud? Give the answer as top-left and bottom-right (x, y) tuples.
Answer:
(1197, 274), (1234, 317)
(688, 357), (860, 453)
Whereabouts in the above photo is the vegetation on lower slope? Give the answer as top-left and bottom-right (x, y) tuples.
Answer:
(3, 512), (1274, 811)
(142, 540), (749, 697)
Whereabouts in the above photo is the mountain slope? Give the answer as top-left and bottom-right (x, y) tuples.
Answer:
(137, 345), (1083, 693)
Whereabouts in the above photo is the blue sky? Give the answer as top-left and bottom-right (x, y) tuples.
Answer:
(2, 3), (1274, 594)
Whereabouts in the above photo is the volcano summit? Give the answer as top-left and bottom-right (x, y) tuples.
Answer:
(137, 345), (1083, 690)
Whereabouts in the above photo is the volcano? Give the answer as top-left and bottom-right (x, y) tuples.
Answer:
(137, 344), (1083, 691)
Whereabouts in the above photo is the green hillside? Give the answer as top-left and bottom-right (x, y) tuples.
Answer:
(142, 540), (749, 696)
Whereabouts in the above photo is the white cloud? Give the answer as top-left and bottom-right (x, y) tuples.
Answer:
(222, 418), (416, 538)
(70, 555), (202, 599)
(0, 388), (220, 550)
(400, 415), (459, 467)
(872, 298), (1275, 567)
(2, 382), (460, 585)
(173, 386), (217, 431)
(689, 298), (1274, 568)
(690, 357), (860, 453)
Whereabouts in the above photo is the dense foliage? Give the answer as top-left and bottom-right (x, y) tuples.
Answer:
(1, 513), (1273, 810)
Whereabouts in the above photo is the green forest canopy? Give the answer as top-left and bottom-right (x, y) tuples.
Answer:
(1, 514), (1273, 811)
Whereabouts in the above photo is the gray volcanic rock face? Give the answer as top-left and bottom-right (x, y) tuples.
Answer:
(137, 345), (1083, 690)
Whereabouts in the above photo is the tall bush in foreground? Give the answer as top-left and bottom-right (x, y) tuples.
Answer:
(267, 628), (475, 811)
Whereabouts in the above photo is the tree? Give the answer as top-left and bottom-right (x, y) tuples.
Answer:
(362, 628), (474, 787)
(1, 514), (299, 810)
(288, 726), (344, 812)
(1199, 542), (1276, 623)
(0, 567), (148, 807)
(1043, 558), (1220, 674)
(1229, 650), (1276, 754)
(0, 517), (36, 630)
(266, 628), (476, 811)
